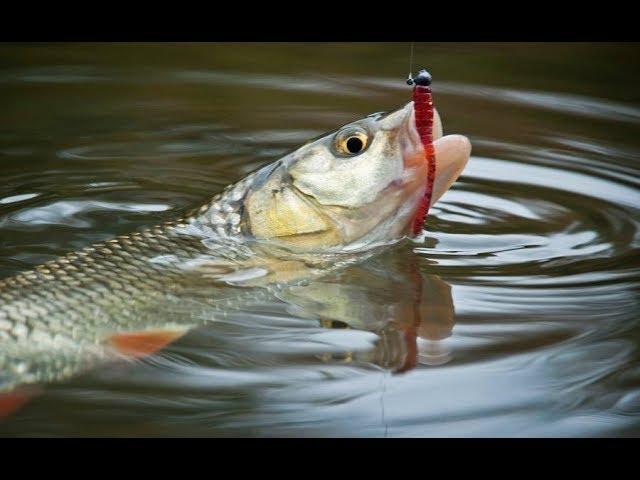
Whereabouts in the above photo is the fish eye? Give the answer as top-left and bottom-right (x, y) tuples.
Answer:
(334, 127), (369, 156)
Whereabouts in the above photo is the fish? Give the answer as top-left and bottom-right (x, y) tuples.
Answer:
(0, 94), (471, 417)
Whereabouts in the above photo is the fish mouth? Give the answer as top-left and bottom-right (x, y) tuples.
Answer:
(402, 103), (471, 222)
(431, 134), (471, 205)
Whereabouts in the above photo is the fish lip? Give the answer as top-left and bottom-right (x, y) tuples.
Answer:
(405, 105), (424, 153)
(397, 103), (427, 175)
(398, 101), (442, 166)
(430, 134), (471, 206)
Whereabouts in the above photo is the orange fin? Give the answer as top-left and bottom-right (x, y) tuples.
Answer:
(0, 386), (42, 421)
(107, 329), (186, 359)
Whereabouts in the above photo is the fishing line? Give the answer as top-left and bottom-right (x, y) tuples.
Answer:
(407, 41), (415, 84)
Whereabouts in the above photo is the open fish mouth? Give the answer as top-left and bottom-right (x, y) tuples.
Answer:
(398, 101), (470, 233)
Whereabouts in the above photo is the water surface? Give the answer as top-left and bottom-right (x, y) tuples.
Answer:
(0, 43), (639, 437)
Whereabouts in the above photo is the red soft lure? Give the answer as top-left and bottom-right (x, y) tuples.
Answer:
(408, 69), (435, 235)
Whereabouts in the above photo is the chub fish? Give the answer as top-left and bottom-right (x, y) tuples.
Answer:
(0, 70), (471, 417)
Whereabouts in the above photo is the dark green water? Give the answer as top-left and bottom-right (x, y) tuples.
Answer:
(1, 43), (639, 437)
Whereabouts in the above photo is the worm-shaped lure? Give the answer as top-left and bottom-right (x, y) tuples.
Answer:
(407, 69), (435, 235)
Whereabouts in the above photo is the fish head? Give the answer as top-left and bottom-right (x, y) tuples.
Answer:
(241, 102), (470, 253)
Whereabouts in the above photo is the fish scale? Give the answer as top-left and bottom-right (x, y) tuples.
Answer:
(0, 165), (320, 396)
(0, 181), (262, 384)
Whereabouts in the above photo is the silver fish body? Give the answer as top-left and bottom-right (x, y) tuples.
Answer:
(0, 100), (471, 394)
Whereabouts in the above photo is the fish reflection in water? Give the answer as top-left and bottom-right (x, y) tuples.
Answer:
(281, 254), (455, 372)
(150, 248), (457, 376)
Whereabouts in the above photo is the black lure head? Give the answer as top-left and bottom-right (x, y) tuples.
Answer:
(406, 69), (432, 87)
